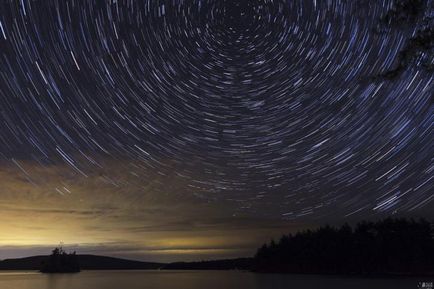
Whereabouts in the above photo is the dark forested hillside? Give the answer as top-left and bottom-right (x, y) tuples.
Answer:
(252, 218), (434, 275)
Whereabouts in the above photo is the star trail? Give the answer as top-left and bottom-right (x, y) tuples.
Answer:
(0, 0), (433, 260)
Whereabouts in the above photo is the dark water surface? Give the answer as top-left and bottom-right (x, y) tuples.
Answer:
(0, 270), (430, 289)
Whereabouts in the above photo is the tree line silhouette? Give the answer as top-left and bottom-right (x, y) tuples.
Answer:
(252, 218), (434, 275)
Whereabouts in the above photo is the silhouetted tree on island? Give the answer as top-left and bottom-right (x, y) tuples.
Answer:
(252, 218), (434, 275)
(40, 247), (80, 273)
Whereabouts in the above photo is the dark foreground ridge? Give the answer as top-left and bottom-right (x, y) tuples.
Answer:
(252, 218), (434, 276)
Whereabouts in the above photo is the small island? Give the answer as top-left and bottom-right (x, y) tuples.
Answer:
(40, 247), (80, 273)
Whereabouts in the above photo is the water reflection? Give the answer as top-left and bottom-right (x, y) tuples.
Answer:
(0, 270), (429, 289)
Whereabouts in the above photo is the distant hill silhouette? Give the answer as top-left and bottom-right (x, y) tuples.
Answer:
(0, 254), (164, 271)
(161, 258), (252, 270)
(252, 218), (434, 276)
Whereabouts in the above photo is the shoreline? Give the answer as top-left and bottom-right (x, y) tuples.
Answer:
(0, 269), (432, 279)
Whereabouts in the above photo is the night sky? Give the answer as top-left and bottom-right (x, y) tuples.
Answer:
(0, 0), (432, 262)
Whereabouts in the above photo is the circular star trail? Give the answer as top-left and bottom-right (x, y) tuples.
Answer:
(0, 0), (432, 219)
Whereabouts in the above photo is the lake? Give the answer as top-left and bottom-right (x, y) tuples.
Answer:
(0, 270), (430, 289)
